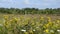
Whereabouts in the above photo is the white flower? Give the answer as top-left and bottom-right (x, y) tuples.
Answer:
(33, 29), (35, 31)
(21, 29), (26, 32)
(57, 30), (60, 32)
(0, 24), (3, 26)
(50, 30), (54, 33)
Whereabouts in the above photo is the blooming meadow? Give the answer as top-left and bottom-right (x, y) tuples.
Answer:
(0, 14), (60, 34)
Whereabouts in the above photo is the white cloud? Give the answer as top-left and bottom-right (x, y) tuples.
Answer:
(24, 0), (30, 4)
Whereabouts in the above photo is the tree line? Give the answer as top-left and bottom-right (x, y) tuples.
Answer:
(0, 8), (60, 15)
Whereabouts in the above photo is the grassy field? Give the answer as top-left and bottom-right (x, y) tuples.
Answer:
(0, 14), (60, 34)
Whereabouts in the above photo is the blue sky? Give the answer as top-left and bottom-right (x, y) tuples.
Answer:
(0, 0), (60, 9)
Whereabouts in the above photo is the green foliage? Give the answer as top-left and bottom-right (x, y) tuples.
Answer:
(0, 8), (60, 15)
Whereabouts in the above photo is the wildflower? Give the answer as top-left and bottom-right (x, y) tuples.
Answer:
(14, 18), (18, 20)
(57, 30), (60, 32)
(0, 24), (3, 26)
(44, 29), (49, 33)
(56, 20), (60, 23)
(45, 23), (49, 28)
(31, 22), (35, 25)
(13, 17), (19, 21)
(33, 29), (35, 31)
(4, 15), (8, 20)
(50, 30), (54, 33)
(21, 29), (26, 32)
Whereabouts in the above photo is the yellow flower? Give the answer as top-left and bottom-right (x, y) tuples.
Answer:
(15, 18), (18, 20)
(46, 24), (49, 28)
(4, 22), (9, 28)
(4, 15), (8, 19)
(44, 29), (49, 33)
(56, 20), (60, 23)
(13, 18), (19, 21)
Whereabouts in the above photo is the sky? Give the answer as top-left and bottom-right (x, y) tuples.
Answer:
(0, 0), (60, 9)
